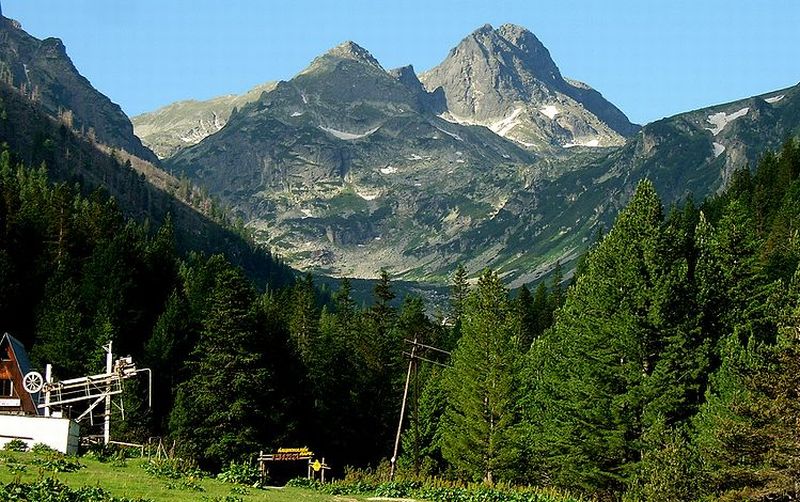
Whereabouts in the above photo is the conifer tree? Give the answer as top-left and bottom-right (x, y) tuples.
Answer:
(170, 264), (271, 469)
(530, 282), (550, 339)
(450, 264), (469, 324)
(525, 180), (671, 494)
(442, 269), (521, 484)
(515, 284), (536, 350)
(289, 273), (319, 362)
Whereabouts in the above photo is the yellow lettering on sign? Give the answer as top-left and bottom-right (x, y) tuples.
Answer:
(277, 447), (313, 456)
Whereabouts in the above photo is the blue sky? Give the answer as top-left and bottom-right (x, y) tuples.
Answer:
(3, 0), (799, 124)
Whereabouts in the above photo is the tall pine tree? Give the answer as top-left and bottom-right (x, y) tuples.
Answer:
(442, 269), (521, 484)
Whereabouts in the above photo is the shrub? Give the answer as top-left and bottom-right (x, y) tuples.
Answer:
(31, 443), (56, 455)
(3, 439), (29, 452)
(165, 475), (204, 492)
(230, 485), (249, 495)
(0, 477), (153, 501)
(217, 461), (260, 486)
(292, 475), (584, 502)
(142, 457), (205, 480)
(6, 462), (26, 475)
(32, 454), (84, 473)
(286, 477), (317, 489)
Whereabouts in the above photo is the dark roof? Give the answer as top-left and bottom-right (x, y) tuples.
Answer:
(1, 332), (41, 414)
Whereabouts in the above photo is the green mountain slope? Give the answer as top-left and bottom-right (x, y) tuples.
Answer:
(0, 80), (295, 288)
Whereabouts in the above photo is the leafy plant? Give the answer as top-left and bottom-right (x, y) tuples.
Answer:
(30, 443), (56, 455)
(142, 457), (205, 480)
(0, 477), (153, 501)
(6, 462), (26, 475)
(166, 475), (204, 492)
(3, 440), (29, 453)
(216, 461), (260, 485)
(229, 485), (249, 495)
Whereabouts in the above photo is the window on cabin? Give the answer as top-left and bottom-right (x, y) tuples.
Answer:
(0, 379), (12, 397)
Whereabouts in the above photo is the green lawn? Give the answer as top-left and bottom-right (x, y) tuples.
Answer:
(0, 452), (367, 502)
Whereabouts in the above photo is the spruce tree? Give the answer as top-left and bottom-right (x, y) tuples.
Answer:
(442, 269), (521, 484)
(525, 180), (671, 494)
(170, 263), (271, 469)
(515, 284), (536, 350)
(289, 273), (319, 362)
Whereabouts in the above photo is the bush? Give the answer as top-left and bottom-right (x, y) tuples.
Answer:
(230, 485), (249, 495)
(142, 457), (205, 480)
(30, 443), (56, 455)
(165, 475), (204, 492)
(217, 461), (260, 486)
(286, 477), (317, 489)
(3, 439), (28, 452)
(6, 462), (26, 475)
(0, 477), (153, 501)
(31, 454), (84, 473)
(292, 476), (584, 502)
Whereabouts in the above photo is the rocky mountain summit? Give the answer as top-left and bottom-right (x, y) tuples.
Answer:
(0, 14), (157, 163)
(420, 24), (639, 151)
(166, 38), (539, 280)
(141, 24), (798, 285)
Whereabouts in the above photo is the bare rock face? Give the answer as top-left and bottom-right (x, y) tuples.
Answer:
(0, 15), (158, 163)
(132, 81), (276, 159)
(420, 24), (638, 151)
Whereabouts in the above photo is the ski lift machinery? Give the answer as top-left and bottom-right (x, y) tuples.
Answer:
(22, 342), (152, 445)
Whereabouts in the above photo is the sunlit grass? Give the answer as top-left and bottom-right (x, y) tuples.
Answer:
(0, 451), (366, 502)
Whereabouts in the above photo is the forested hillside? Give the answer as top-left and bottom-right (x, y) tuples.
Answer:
(523, 139), (800, 500)
(0, 81), (294, 287)
(3, 69), (800, 498)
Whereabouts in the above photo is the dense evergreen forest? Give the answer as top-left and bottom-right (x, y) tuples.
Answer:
(3, 135), (800, 501)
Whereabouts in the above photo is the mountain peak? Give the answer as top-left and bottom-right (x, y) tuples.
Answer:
(325, 41), (383, 70)
(420, 23), (637, 147)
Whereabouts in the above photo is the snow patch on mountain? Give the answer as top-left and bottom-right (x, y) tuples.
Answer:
(705, 107), (749, 136)
(713, 142), (726, 158)
(490, 108), (524, 136)
(564, 138), (600, 148)
(433, 125), (463, 142)
(380, 166), (398, 174)
(539, 105), (559, 119)
(765, 94), (785, 104)
(355, 189), (380, 201)
(319, 125), (380, 140)
(438, 108), (523, 138)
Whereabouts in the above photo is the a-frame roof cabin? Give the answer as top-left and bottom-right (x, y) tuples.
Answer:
(0, 333), (40, 415)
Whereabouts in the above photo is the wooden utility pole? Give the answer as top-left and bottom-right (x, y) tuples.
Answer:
(390, 338), (451, 480)
(390, 338), (417, 479)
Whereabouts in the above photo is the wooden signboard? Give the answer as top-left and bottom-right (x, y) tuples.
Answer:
(258, 447), (328, 483)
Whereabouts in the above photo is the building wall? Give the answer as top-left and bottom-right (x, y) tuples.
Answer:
(0, 335), (38, 415)
(0, 415), (80, 454)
